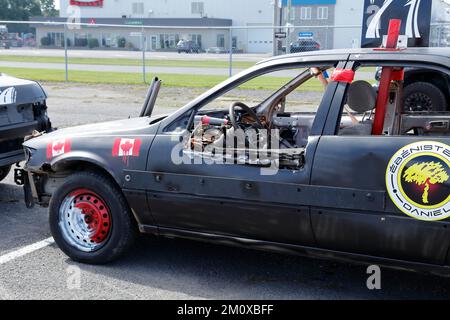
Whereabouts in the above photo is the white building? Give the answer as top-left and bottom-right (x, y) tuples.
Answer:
(34, 0), (277, 53)
(333, 0), (363, 49)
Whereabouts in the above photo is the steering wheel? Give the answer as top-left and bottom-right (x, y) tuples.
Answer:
(229, 102), (264, 130)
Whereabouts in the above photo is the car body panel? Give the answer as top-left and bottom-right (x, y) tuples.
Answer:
(24, 117), (160, 182)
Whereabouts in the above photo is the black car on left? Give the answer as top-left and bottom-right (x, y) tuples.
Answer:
(0, 74), (51, 182)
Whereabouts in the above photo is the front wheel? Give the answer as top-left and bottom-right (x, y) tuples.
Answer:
(0, 165), (11, 182)
(49, 171), (137, 264)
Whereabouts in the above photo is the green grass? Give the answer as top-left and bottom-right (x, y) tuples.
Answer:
(0, 66), (327, 91)
(0, 55), (256, 69)
(0, 55), (380, 74)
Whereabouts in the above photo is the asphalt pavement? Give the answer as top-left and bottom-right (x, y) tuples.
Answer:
(0, 60), (245, 76)
(0, 48), (269, 62)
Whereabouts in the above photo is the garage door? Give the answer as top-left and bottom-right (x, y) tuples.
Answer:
(247, 25), (273, 54)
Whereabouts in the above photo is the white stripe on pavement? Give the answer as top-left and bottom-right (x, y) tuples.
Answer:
(0, 237), (54, 265)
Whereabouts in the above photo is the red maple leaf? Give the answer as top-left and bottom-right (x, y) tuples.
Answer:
(53, 141), (65, 152)
(120, 141), (133, 154)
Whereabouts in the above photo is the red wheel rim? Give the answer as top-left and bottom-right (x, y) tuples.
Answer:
(59, 189), (112, 252)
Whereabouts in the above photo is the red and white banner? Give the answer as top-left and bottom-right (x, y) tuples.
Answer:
(47, 139), (71, 159)
(70, 0), (104, 7)
(112, 138), (141, 164)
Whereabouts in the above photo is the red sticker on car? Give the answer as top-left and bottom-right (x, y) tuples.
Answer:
(112, 138), (142, 165)
(331, 68), (355, 83)
(46, 139), (71, 159)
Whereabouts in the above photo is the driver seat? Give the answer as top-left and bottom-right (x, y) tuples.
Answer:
(339, 81), (377, 136)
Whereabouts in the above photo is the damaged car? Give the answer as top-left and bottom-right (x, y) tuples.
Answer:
(0, 74), (51, 183)
(15, 47), (450, 275)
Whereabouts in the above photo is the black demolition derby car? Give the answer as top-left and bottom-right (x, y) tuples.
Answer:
(0, 74), (51, 182)
(14, 47), (450, 275)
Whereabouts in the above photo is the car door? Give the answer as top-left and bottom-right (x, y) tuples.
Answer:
(134, 62), (346, 246)
(310, 63), (450, 265)
(142, 129), (315, 245)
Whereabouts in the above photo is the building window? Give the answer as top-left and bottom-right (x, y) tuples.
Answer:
(300, 7), (312, 20)
(317, 7), (328, 20)
(132, 2), (144, 15)
(102, 33), (121, 48)
(46, 32), (64, 47)
(74, 33), (88, 47)
(159, 34), (180, 49)
(232, 36), (237, 49)
(190, 34), (202, 47)
(217, 34), (225, 47)
(191, 2), (204, 15)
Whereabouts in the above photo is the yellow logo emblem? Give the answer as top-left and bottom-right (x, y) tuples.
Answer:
(403, 161), (449, 205)
(386, 142), (450, 221)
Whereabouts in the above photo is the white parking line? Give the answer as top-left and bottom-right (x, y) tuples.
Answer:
(0, 237), (55, 265)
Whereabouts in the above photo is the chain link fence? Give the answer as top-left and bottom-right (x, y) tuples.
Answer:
(0, 21), (449, 84)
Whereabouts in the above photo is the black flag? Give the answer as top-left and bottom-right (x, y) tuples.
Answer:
(361, 0), (432, 48)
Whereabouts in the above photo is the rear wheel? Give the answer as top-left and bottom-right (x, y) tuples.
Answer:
(49, 171), (137, 264)
(0, 165), (11, 182)
(403, 82), (447, 112)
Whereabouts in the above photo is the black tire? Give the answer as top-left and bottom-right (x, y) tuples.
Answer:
(403, 82), (447, 112)
(49, 171), (137, 264)
(0, 165), (11, 182)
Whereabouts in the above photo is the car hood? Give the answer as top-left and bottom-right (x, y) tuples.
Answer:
(23, 116), (161, 150)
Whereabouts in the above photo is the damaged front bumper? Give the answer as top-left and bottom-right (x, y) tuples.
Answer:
(14, 167), (49, 209)
(14, 130), (54, 208)
(14, 168), (34, 208)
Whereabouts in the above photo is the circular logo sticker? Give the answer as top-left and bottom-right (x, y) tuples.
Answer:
(386, 141), (450, 221)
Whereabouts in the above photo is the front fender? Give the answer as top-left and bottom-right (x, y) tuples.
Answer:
(50, 151), (123, 185)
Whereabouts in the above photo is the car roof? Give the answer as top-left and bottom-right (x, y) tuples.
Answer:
(258, 47), (450, 67)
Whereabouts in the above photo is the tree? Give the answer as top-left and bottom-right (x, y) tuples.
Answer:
(403, 161), (449, 204)
(0, 0), (42, 33)
(40, 0), (59, 17)
(0, 0), (42, 21)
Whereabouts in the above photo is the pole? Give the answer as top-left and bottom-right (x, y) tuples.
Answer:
(142, 26), (146, 84)
(287, 0), (292, 54)
(64, 23), (68, 82)
(229, 28), (233, 77)
(273, 0), (278, 56)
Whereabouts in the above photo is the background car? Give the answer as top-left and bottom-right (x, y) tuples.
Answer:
(0, 41), (10, 49)
(290, 39), (321, 53)
(177, 40), (201, 53)
(22, 33), (36, 47)
(205, 46), (228, 54)
(0, 25), (9, 49)
(3, 33), (23, 48)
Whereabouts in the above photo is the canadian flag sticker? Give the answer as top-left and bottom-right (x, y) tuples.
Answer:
(46, 139), (71, 159)
(112, 138), (142, 165)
